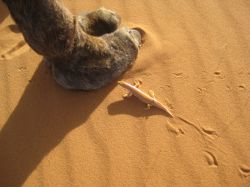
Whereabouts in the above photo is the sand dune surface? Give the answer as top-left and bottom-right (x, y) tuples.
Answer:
(0, 0), (250, 186)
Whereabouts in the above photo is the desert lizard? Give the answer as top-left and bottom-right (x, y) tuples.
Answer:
(118, 80), (174, 118)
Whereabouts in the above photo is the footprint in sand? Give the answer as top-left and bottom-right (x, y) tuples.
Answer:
(204, 151), (218, 167)
(172, 72), (184, 77)
(214, 71), (225, 79)
(166, 120), (184, 135)
(201, 127), (218, 139)
(214, 71), (221, 75)
(239, 165), (250, 177)
(238, 85), (246, 91)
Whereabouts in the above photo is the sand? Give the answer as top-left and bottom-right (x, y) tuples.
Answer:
(0, 0), (250, 186)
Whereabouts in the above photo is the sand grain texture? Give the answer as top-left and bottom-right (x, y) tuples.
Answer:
(0, 0), (250, 186)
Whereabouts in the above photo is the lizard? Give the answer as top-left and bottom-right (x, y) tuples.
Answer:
(118, 80), (174, 118)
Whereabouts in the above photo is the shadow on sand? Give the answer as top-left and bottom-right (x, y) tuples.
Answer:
(0, 62), (114, 186)
(108, 95), (168, 118)
(0, 1), (9, 23)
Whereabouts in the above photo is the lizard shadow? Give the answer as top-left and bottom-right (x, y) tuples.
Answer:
(108, 96), (168, 118)
(0, 61), (115, 187)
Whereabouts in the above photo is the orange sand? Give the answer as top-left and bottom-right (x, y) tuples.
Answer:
(1, 0), (250, 186)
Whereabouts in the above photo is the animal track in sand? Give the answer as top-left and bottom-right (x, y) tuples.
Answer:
(176, 116), (205, 136)
(201, 127), (218, 139)
(174, 116), (221, 167)
(166, 120), (184, 135)
(204, 151), (218, 167)
(238, 85), (246, 91)
(0, 25), (30, 60)
(239, 165), (250, 177)
(172, 72), (184, 77)
(0, 40), (29, 60)
(214, 71), (221, 75)
(214, 71), (225, 79)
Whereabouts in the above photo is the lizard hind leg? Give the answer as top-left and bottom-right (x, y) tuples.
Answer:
(123, 92), (133, 98)
(145, 103), (152, 110)
(144, 90), (155, 110)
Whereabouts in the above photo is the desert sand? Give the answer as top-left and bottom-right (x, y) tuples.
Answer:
(0, 0), (250, 186)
